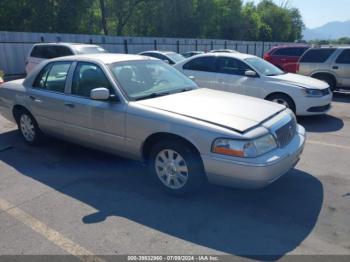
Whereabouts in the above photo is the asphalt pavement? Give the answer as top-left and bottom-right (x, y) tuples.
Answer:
(0, 92), (349, 261)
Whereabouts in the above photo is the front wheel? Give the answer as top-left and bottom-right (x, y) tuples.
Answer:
(16, 110), (43, 145)
(148, 140), (205, 195)
(267, 94), (296, 114)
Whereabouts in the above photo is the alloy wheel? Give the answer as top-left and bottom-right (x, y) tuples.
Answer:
(154, 149), (189, 190)
(20, 114), (35, 142)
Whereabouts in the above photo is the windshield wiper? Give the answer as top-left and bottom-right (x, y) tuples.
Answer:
(179, 87), (194, 92)
(135, 92), (170, 101)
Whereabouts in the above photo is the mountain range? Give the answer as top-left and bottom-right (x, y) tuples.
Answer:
(303, 20), (350, 40)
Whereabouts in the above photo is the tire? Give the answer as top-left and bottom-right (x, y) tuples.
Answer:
(267, 93), (296, 113)
(313, 75), (336, 91)
(148, 140), (205, 195)
(16, 110), (43, 145)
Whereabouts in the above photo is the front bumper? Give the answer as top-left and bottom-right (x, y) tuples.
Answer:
(296, 93), (332, 116)
(202, 125), (306, 189)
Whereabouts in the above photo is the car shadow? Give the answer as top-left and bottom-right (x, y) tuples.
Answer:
(297, 114), (344, 133)
(0, 130), (324, 260)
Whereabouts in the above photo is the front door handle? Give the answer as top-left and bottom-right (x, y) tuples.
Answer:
(64, 102), (75, 108)
(29, 95), (42, 103)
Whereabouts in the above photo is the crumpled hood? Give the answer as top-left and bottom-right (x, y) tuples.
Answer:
(269, 73), (329, 89)
(136, 88), (285, 133)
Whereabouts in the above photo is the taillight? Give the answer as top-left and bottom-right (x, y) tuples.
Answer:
(263, 53), (271, 61)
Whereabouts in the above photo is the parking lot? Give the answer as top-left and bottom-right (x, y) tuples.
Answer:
(0, 92), (349, 260)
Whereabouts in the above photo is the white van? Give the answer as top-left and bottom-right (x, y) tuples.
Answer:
(25, 43), (107, 74)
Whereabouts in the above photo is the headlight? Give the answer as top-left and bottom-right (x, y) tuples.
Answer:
(302, 88), (324, 97)
(212, 134), (277, 158)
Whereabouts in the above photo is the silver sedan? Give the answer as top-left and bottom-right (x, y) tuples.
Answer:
(0, 54), (305, 195)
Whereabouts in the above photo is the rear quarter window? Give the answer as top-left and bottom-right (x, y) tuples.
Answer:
(335, 49), (350, 64)
(300, 49), (336, 63)
(30, 46), (45, 58)
(30, 45), (73, 59)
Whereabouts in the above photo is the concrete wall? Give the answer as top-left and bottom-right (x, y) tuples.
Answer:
(0, 31), (291, 75)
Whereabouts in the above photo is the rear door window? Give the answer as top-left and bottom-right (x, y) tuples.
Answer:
(300, 49), (336, 63)
(33, 63), (53, 87)
(183, 57), (217, 72)
(33, 62), (71, 93)
(55, 46), (74, 57)
(335, 49), (350, 64)
(45, 46), (57, 59)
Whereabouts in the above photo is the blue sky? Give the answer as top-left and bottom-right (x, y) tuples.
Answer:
(244, 0), (350, 28)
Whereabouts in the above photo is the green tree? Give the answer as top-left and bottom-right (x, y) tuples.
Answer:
(0, 0), (305, 42)
(241, 2), (261, 40)
(257, 0), (292, 41)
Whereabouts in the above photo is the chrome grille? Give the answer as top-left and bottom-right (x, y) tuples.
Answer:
(275, 118), (297, 148)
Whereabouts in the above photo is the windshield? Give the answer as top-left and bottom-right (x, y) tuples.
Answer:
(166, 52), (185, 63)
(76, 46), (107, 54)
(245, 57), (285, 76)
(109, 60), (197, 101)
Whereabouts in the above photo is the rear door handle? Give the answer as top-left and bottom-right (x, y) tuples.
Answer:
(332, 66), (339, 69)
(64, 102), (75, 108)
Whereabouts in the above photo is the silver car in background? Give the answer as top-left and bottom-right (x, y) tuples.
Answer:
(0, 54), (305, 195)
(138, 51), (185, 65)
(297, 47), (350, 91)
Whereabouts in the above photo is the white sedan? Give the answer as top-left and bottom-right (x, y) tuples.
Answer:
(174, 53), (332, 115)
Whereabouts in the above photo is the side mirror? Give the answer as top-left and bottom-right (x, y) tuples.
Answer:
(90, 87), (110, 100)
(163, 60), (170, 64)
(245, 70), (258, 77)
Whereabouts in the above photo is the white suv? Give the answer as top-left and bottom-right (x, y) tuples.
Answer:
(25, 43), (107, 74)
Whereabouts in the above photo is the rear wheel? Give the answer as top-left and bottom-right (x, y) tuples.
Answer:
(148, 140), (204, 195)
(267, 93), (296, 113)
(16, 110), (43, 145)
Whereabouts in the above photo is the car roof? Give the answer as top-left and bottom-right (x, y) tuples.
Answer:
(316, 46), (350, 49)
(192, 52), (256, 60)
(50, 53), (157, 64)
(185, 51), (204, 53)
(210, 49), (238, 53)
(32, 42), (101, 48)
(271, 44), (309, 49)
(267, 45), (310, 54)
(140, 50), (177, 55)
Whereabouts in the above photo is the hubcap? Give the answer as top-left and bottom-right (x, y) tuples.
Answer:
(272, 98), (289, 108)
(20, 114), (35, 142)
(155, 149), (189, 190)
